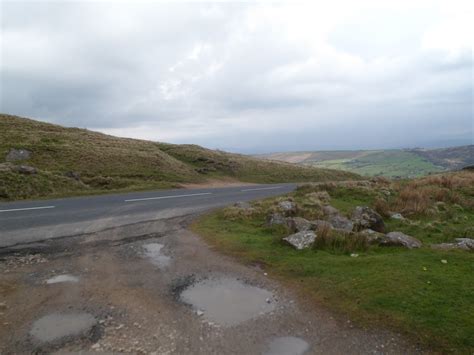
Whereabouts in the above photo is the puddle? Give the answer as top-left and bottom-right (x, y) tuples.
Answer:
(180, 277), (276, 326)
(264, 336), (310, 355)
(143, 243), (171, 269)
(30, 312), (96, 343)
(46, 274), (79, 284)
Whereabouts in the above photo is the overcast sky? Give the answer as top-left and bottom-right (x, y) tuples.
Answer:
(1, 0), (472, 153)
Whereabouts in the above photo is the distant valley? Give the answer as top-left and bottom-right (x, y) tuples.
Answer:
(257, 146), (474, 178)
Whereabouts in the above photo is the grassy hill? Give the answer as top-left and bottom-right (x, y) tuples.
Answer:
(0, 114), (359, 201)
(259, 146), (473, 178)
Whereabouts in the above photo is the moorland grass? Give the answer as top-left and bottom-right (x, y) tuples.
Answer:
(192, 172), (474, 352)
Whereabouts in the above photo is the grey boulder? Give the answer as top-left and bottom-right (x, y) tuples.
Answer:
(15, 165), (38, 175)
(6, 148), (31, 162)
(380, 232), (422, 249)
(283, 231), (317, 250)
(278, 200), (297, 216)
(352, 206), (385, 233)
(431, 238), (474, 251)
(286, 217), (313, 233)
(329, 215), (353, 232)
(266, 213), (286, 227)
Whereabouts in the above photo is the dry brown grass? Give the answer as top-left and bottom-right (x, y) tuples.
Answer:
(392, 171), (473, 215)
(373, 197), (391, 218)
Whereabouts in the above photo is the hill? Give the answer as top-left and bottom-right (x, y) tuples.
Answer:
(258, 146), (473, 178)
(0, 114), (359, 200)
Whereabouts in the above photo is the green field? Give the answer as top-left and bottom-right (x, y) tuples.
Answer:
(193, 172), (474, 352)
(311, 150), (445, 178)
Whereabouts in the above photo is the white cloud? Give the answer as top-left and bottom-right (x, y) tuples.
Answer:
(0, 1), (472, 152)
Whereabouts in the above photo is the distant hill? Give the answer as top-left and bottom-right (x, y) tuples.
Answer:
(0, 114), (359, 200)
(257, 146), (474, 178)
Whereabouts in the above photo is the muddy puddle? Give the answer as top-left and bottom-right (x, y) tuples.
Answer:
(29, 312), (96, 344)
(143, 243), (171, 269)
(180, 277), (276, 326)
(264, 336), (310, 355)
(46, 274), (79, 284)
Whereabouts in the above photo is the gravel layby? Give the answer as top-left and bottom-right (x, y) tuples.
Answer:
(0, 215), (423, 354)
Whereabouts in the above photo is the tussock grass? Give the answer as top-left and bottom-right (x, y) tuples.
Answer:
(0, 114), (360, 200)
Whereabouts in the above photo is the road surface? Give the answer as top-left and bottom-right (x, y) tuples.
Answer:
(0, 184), (295, 247)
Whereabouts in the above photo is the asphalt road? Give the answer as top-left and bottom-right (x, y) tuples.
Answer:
(0, 184), (295, 248)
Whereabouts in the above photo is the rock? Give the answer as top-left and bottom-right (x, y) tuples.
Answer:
(14, 165), (37, 175)
(65, 171), (81, 180)
(380, 232), (422, 249)
(329, 215), (353, 232)
(359, 229), (385, 244)
(311, 219), (333, 230)
(283, 231), (316, 250)
(351, 206), (385, 233)
(431, 238), (474, 251)
(6, 148), (31, 161)
(322, 205), (339, 217)
(390, 213), (405, 220)
(266, 213), (286, 227)
(286, 217), (313, 233)
(278, 200), (297, 216)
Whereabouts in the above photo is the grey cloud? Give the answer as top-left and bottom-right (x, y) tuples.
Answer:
(1, 1), (472, 152)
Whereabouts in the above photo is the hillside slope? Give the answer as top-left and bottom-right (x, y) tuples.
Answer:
(259, 146), (473, 178)
(0, 114), (359, 200)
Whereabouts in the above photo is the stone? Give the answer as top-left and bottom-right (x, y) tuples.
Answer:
(390, 213), (405, 220)
(65, 171), (81, 180)
(351, 206), (385, 233)
(285, 217), (312, 233)
(6, 148), (31, 161)
(329, 214), (353, 231)
(278, 200), (297, 216)
(322, 205), (339, 217)
(359, 229), (385, 244)
(311, 219), (333, 230)
(266, 213), (286, 227)
(14, 165), (37, 175)
(431, 238), (474, 251)
(380, 232), (422, 249)
(283, 231), (316, 250)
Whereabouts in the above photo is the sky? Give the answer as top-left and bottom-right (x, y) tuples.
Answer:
(1, 0), (473, 153)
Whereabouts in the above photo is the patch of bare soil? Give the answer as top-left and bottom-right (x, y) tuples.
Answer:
(0, 216), (422, 354)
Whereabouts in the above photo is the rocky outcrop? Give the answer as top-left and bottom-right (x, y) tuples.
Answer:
(351, 206), (385, 233)
(278, 201), (297, 216)
(6, 148), (31, 162)
(266, 213), (286, 227)
(14, 165), (37, 175)
(431, 238), (474, 251)
(311, 219), (333, 230)
(359, 229), (385, 244)
(283, 231), (316, 250)
(329, 214), (353, 232)
(285, 217), (313, 233)
(379, 232), (422, 249)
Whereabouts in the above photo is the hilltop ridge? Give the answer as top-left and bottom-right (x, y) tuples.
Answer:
(0, 114), (359, 200)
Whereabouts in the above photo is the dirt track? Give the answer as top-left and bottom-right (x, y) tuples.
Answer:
(0, 215), (421, 354)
